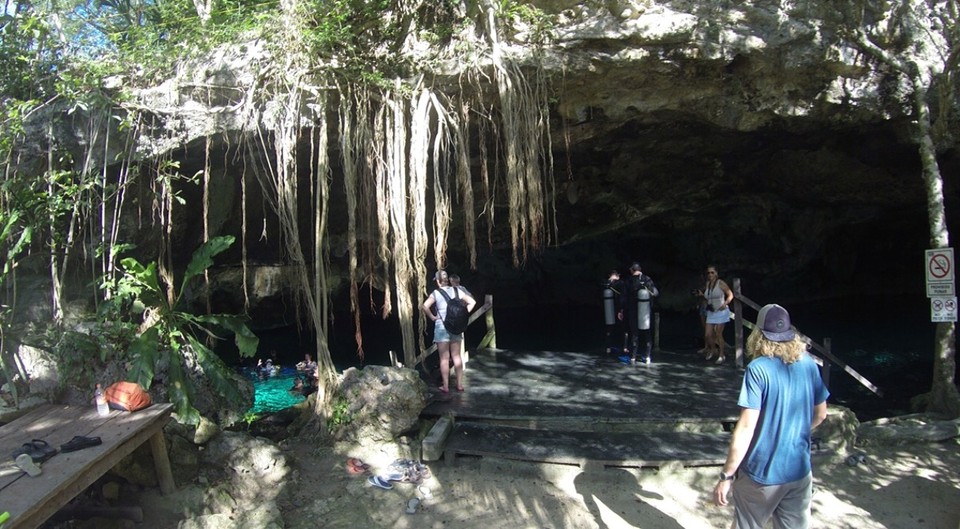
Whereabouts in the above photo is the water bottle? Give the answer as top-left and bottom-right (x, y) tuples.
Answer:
(95, 384), (110, 417)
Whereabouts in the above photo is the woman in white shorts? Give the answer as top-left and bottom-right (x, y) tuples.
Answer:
(422, 270), (476, 393)
(702, 265), (734, 364)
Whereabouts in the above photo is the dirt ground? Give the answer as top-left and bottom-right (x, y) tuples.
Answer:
(130, 434), (960, 529)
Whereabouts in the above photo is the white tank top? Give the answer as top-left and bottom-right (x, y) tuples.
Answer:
(705, 282), (725, 310)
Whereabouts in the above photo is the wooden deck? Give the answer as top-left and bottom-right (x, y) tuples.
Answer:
(421, 348), (742, 468)
(0, 402), (174, 529)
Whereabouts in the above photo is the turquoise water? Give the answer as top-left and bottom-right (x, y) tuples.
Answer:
(244, 368), (306, 414)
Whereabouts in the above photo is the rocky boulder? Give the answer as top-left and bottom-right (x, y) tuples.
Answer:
(332, 366), (428, 444)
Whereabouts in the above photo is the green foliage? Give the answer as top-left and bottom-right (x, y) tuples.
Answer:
(242, 410), (259, 430)
(102, 236), (259, 424)
(497, 0), (552, 44)
(326, 396), (353, 433)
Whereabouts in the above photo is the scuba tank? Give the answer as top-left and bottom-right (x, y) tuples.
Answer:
(603, 283), (617, 325)
(636, 284), (652, 330)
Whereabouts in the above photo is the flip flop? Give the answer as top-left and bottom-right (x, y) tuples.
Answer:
(11, 439), (58, 464)
(60, 436), (103, 453)
(405, 497), (421, 514)
(367, 475), (393, 490)
(14, 453), (41, 477)
(347, 457), (370, 470)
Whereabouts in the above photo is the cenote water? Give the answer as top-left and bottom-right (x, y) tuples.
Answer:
(241, 366), (306, 414)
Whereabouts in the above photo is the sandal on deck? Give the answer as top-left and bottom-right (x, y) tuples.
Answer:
(14, 453), (41, 477)
(60, 436), (102, 453)
(11, 439), (58, 463)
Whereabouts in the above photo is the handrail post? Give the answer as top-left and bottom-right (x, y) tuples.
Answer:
(733, 278), (744, 368)
(653, 312), (660, 352)
(478, 294), (496, 349)
(821, 337), (832, 389)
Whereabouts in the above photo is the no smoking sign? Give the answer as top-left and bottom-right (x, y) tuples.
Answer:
(925, 248), (955, 297)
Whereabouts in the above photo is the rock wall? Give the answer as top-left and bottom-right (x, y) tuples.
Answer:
(12, 0), (960, 328)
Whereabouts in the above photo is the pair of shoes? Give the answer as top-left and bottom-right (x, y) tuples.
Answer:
(347, 457), (371, 475)
(11, 439), (58, 464)
(456, 385), (465, 392)
(704, 352), (715, 361)
(438, 386), (449, 394)
(715, 356), (725, 364)
(644, 356), (651, 365)
(845, 453), (868, 466)
(387, 460), (431, 483)
(405, 497), (421, 514)
(14, 453), (41, 477)
(368, 475), (393, 490)
(60, 436), (102, 453)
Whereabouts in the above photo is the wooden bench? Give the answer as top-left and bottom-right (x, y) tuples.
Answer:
(0, 402), (175, 529)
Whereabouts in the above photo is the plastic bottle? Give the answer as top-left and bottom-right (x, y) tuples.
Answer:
(95, 383), (110, 417)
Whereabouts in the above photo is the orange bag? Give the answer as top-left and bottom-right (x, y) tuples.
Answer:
(104, 381), (152, 412)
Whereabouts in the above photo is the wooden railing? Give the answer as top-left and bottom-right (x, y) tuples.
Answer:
(731, 278), (882, 397)
(412, 294), (495, 369)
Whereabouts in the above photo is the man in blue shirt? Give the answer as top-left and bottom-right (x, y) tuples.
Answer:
(713, 304), (829, 529)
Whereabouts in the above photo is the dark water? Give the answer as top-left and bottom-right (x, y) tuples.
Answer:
(230, 294), (944, 421)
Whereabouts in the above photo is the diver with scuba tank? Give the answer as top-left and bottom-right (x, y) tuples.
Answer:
(602, 269), (626, 354)
(618, 262), (659, 365)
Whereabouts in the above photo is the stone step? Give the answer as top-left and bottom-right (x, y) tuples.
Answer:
(442, 421), (730, 470)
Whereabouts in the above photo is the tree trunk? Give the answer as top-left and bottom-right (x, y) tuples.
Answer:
(911, 71), (960, 418)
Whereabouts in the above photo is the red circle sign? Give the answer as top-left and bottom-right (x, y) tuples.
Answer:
(928, 253), (952, 279)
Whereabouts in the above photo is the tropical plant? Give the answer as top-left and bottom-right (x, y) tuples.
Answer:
(104, 235), (259, 424)
(325, 396), (352, 433)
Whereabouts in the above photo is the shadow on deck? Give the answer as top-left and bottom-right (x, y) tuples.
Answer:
(421, 348), (742, 469)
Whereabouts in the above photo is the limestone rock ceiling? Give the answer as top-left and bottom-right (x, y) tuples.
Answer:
(77, 1), (960, 324)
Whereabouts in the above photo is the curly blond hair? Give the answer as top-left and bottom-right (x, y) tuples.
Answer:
(746, 329), (806, 364)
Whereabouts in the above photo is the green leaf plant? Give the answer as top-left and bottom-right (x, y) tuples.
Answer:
(104, 235), (258, 424)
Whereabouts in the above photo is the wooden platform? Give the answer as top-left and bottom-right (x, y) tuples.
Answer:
(0, 402), (174, 529)
(422, 348), (742, 468)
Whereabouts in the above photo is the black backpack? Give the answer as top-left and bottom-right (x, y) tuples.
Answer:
(437, 287), (469, 334)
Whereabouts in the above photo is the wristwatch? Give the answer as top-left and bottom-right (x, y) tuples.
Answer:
(719, 471), (735, 482)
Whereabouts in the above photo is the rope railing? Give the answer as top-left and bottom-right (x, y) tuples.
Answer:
(731, 278), (882, 397)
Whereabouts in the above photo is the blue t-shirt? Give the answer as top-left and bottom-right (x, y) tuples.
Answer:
(738, 353), (830, 485)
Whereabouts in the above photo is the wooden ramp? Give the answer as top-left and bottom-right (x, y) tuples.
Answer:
(421, 348), (741, 468)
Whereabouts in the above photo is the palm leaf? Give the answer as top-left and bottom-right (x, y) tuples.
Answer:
(118, 258), (165, 309)
(187, 334), (247, 405)
(127, 326), (160, 389)
(195, 314), (259, 358)
(165, 341), (200, 425)
(179, 235), (235, 299)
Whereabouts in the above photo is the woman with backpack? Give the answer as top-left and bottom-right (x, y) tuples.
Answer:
(422, 269), (477, 393)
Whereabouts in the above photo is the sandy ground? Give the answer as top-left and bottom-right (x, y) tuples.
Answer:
(131, 435), (960, 529)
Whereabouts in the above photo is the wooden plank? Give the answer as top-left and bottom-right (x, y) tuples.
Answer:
(445, 421), (730, 468)
(0, 403), (173, 529)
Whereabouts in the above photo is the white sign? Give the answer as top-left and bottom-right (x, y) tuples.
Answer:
(931, 296), (958, 323)
(926, 248), (955, 297)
